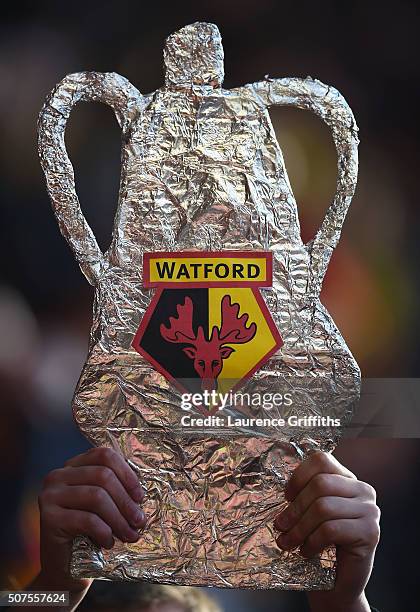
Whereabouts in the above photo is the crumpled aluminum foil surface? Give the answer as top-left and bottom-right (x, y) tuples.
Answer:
(38, 22), (360, 589)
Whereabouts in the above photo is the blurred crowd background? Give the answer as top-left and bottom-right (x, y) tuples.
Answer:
(0, 0), (419, 610)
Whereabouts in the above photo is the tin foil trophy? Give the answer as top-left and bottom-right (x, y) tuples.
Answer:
(38, 22), (360, 589)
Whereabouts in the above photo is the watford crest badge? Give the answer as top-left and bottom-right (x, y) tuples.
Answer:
(133, 252), (283, 395)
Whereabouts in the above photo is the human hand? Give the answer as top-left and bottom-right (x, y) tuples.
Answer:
(274, 451), (380, 612)
(36, 447), (146, 602)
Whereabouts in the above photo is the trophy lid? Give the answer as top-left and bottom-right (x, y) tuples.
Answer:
(164, 22), (224, 88)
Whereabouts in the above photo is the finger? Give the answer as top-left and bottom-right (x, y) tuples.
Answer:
(43, 505), (115, 549)
(65, 447), (143, 502)
(46, 466), (146, 529)
(299, 514), (380, 558)
(276, 498), (366, 550)
(275, 474), (372, 532)
(47, 485), (141, 543)
(285, 451), (356, 502)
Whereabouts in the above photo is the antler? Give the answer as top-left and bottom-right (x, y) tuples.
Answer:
(160, 296), (197, 344)
(216, 295), (257, 344)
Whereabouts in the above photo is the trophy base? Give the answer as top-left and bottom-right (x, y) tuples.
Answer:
(70, 535), (335, 590)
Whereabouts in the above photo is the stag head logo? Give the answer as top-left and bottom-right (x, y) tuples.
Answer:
(160, 295), (256, 392)
(132, 251), (283, 399)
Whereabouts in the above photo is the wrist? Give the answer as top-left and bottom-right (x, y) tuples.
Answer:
(307, 590), (370, 612)
(33, 570), (92, 594)
(21, 573), (92, 612)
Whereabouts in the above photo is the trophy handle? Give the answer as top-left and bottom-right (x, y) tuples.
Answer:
(38, 71), (143, 286)
(247, 77), (359, 297)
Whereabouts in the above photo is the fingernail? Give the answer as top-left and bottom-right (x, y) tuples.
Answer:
(125, 528), (140, 542)
(276, 534), (293, 550)
(139, 513), (148, 530)
(104, 537), (115, 549)
(132, 509), (145, 527)
(275, 515), (289, 531)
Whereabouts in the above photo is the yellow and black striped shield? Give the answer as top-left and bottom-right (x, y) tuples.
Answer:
(133, 251), (283, 395)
